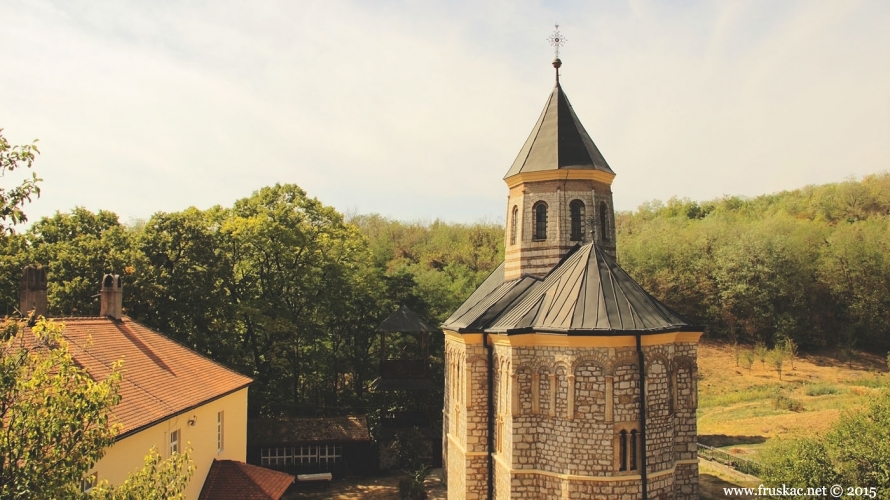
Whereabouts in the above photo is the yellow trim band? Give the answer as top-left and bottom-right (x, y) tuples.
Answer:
(447, 433), (487, 457)
(491, 331), (703, 348)
(492, 453), (693, 482)
(505, 169), (615, 189)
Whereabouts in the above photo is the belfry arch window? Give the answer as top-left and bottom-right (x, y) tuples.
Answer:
(599, 201), (610, 242)
(510, 206), (519, 246)
(570, 200), (585, 241)
(533, 202), (548, 241)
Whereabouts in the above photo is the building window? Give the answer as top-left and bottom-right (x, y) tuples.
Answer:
(570, 200), (585, 241)
(599, 202), (609, 242)
(510, 206), (519, 245)
(217, 411), (224, 453)
(533, 202), (548, 240)
(616, 426), (639, 473)
(81, 473), (98, 493)
(295, 445), (318, 465)
(630, 430), (638, 471)
(261, 445), (342, 467)
(618, 430), (627, 471)
(319, 445), (342, 464)
(261, 447), (294, 466)
(169, 429), (180, 456)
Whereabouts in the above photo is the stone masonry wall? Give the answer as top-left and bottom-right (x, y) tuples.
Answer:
(504, 179), (616, 279)
(442, 341), (700, 500)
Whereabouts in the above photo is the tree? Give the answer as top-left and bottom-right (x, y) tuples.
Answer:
(761, 391), (890, 497)
(767, 348), (785, 380)
(754, 342), (769, 370)
(0, 129), (41, 233)
(0, 317), (121, 499)
(740, 350), (755, 372)
(90, 447), (195, 500)
(783, 337), (799, 370)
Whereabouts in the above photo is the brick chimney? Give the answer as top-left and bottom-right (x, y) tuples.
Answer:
(20, 265), (48, 318)
(100, 274), (123, 320)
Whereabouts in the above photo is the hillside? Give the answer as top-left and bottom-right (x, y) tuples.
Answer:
(697, 340), (889, 458)
(618, 172), (890, 353)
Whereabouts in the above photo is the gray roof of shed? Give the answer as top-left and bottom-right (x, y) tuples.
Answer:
(504, 83), (614, 179)
(377, 305), (438, 333)
(444, 243), (695, 335)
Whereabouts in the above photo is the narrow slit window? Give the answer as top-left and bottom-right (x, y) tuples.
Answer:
(599, 202), (609, 242)
(619, 430), (628, 471)
(510, 206), (519, 245)
(570, 200), (584, 241)
(533, 202), (548, 240)
(630, 429), (638, 470)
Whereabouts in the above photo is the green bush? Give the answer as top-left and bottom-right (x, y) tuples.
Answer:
(773, 394), (805, 412)
(805, 383), (841, 396)
(761, 391), (890, 497)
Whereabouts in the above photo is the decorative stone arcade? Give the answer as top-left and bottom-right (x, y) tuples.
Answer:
(440, 56), (701, 500)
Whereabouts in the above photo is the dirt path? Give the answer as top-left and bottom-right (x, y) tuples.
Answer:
(284, 469), (447, 500)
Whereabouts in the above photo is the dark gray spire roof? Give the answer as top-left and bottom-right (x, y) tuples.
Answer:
(377, 305), (438, 333)
(504, 84), (614, 179)
(443, 244), (695, 335)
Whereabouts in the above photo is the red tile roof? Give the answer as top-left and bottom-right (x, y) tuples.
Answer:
(199, 460), (294, 500)
(27, 316), (252, 437)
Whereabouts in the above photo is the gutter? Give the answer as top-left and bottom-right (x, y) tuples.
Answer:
(485, 332), (495, 500)
(636, 333), (648, 499)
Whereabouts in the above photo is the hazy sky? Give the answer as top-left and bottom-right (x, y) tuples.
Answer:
(2, 0), (888, 226)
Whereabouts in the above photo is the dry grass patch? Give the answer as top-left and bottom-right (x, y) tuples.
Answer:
(697, 341), (888, 459)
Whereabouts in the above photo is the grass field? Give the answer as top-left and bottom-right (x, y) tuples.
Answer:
(697, 341), (889, 461)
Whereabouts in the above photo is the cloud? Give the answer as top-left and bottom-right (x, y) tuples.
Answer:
(1, 0), (887, 226)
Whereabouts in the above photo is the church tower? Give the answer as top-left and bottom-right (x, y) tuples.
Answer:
(441, 37), (701, 500)
(504, 57), (616, 280)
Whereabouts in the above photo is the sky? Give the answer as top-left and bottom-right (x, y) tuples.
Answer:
(1, 0), (888, 227)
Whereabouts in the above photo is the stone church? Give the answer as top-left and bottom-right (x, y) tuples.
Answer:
(441, 57), (701, 499)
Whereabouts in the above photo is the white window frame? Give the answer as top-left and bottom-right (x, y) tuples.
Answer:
(169, 429), (180, 456)
(319, 445), (342, 464)
(81, 472), (98, 493)
(217, 411), (225, 453)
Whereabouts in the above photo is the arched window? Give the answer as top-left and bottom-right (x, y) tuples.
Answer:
(599, 201), (610, 242)
(510, 206), (518, 246)
(630, 429), (638, 470)
(570, 200), (585, 241)
(618, 430), (628, 472)
(533, 202), (548, 240)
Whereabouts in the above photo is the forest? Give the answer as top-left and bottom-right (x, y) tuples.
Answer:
(1, 172), (889, 421)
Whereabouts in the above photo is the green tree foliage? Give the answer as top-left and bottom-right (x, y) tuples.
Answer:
(741, 350), (755, 371)
(27, 208), (137, 315)
(0, 129), (41, 232)
(618, 173), (890, 352)
(754, 342), (769, 370)
(761, 391), (890, 497)
(0, 317), (121, 499)
(90, 447), (195, 500)
(767, 348), (785, 380)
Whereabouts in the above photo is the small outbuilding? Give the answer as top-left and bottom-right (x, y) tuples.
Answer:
(247, 415), (373, 477)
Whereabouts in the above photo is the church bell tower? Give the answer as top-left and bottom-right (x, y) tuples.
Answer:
(503, 56), (616, 280)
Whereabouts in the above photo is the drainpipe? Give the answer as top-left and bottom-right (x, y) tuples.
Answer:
(485, 332), (494, 500)
(636, 333), (648, 499)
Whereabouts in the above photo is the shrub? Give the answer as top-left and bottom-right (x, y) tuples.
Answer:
(741, 350), (756, 371)
(755, 342), (769, 370)
(774, 394), (805, 412)
(805, 384), (840, 396)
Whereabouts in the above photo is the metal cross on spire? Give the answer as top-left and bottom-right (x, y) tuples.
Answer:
(547, 24), (566, 83)
(547, 24), (567, 59)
